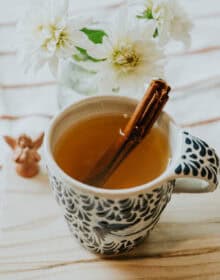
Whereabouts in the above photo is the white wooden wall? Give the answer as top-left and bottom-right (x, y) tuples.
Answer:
(0, 1), (220, 279)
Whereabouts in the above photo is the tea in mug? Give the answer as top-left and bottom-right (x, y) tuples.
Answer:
(54, 114), (170, 189)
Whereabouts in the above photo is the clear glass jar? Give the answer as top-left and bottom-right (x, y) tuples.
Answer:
(57, 60), (99, 109)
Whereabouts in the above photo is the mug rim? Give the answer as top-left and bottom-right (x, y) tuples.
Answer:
(44, 95), (177, 196)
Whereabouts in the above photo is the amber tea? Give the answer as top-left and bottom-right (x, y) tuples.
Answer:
(54, 114), (170, 189)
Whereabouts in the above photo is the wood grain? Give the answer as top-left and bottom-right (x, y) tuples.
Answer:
(0, 81), (56, 90)
(2, 44), (220, 59)
(0, 113), (53, 121)
(170, 45), (220, 57)
(1, 188), (220, 279)
(0, 51), (16, 56)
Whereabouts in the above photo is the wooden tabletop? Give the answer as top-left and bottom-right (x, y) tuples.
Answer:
(0, 0), (220, 279)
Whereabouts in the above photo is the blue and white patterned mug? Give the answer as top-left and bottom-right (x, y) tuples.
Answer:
(44, 96), (219, 255)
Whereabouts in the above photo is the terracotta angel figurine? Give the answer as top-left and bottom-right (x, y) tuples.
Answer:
(4, 133), (44, 178)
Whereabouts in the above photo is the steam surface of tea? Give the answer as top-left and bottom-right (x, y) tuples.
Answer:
(54, 114), (170, 189)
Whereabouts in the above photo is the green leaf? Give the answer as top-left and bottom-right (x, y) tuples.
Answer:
(112, 87), (120, 93)
(81, 28), (107, 44)
(73, 47), (106, 63)
(153, 28), (159, 38)
(137, 8), (154, 20)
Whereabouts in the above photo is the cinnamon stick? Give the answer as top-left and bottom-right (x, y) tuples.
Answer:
(83, 79), (171, 187)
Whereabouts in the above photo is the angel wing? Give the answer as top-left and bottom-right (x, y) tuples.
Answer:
(33, 132), (44, 150)
(3, 136), (17, 150)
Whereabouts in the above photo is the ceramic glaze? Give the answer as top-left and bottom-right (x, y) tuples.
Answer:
(44, 96), (220, 255)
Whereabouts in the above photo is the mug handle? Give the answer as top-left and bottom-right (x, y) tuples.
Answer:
(171, 131), (219, 193)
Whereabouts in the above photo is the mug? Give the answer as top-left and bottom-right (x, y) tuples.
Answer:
(44, 96), (220, 255)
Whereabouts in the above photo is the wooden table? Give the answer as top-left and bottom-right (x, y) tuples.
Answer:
(0, 0), (220, 279)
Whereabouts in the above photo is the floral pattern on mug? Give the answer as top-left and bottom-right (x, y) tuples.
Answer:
(48, 174), (174, 255)
(175, 132), (219, 188)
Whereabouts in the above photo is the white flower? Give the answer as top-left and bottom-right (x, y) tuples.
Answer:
(87, 8), (164, 94)
(17, 0), (91, 75)
(143, 0), (193, 47)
